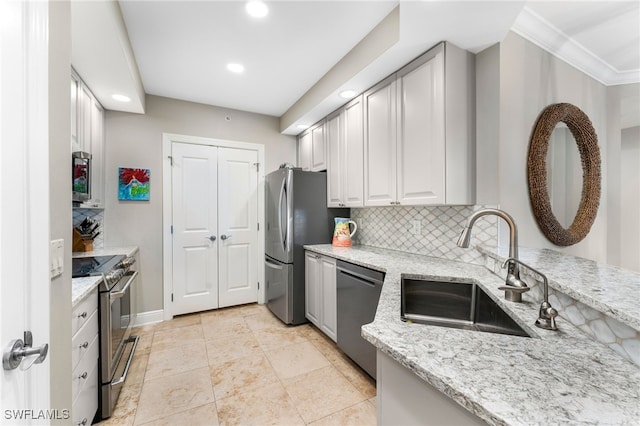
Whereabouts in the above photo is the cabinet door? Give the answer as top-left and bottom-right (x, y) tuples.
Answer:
(364, 75), (397, 206)
(298, 131), (312, 171)
(70, 73), (80, 152)
(311, 122), (326, 171)
(304, 251), (321, 326)
(319, 256), (337, 342)
(326, 111), (343, 207)
(89, 98), (104, 207)
(397, 47), (445, 205)
(78, 84), (93, 152)
(343, 96), (364, 207)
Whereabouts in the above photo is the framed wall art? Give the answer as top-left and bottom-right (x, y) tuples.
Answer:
(119, 167), (150, 201)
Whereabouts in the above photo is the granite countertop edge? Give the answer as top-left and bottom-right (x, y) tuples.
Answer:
(72, 246), (139, 306)
(304, 244), (640, 426)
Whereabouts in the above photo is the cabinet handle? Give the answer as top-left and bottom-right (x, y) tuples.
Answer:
(79, 341), (88, 349)
(78, 372), (87, 380)
(77, 312), (87, 319)
(78, 418), (88, 426)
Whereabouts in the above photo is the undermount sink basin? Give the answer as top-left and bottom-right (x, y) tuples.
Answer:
(401, 276), (530, 338)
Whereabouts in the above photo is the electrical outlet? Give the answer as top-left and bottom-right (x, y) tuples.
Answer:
(411, 220), (421, 236)
(358, 218), (364, 229)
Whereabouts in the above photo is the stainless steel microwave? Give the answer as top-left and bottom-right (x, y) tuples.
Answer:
(72, 151), (92, 203)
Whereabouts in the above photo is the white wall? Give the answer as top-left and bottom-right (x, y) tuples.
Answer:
(104, 95), (296, 314)
(497, 31), (609, 263)
(620, 126), (640, 271)
(49, 1), (72, 418)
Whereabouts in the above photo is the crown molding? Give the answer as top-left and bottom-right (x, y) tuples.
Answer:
(511, 6), (640, 86)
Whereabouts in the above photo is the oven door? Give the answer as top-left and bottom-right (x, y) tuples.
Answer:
(108, 270), (138, 370)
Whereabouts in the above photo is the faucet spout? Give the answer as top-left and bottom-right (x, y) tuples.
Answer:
(457, 208), (528, 302)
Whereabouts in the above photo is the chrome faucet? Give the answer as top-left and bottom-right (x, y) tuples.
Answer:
(502, 258), (558, 331)
(457, 208), (530, 302)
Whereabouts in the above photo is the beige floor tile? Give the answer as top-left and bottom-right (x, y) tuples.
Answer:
(309, 400), (376, 426)
(201, 307), (244, 323)
(131, 323), (158, 336)
(296, 323), (326, 340)
(308, 332), (343, 363)
(282, 365), (367, 424)
(132, 332), (154, 356)
(151, 323), (204, 352)
(126, 352), (149, 386)
(216, 382), (304, 426)
(205, 330), (263, 367)
(252, 325), (308, 351)
(265, 341), (331, 380)
(331, 354), (376, 399)
(210, 353), (279, 400)
(369, 396), (376, 407)
(145, 341), (208, 380)
(95, 382), (142, 426)
(138, 402), (219, 426)
(153, 313), (201, 331)
(243, 310), (287, 332)
(134, 367), (214, 425)
(202, 315), (251, 341)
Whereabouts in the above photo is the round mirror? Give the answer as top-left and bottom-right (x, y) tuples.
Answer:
(527, 103), (601, 246)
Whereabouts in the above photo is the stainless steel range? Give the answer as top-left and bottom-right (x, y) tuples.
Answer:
(72, 254), (139, 420)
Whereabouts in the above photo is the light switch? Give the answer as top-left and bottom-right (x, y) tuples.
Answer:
(50, 239), (64, 278)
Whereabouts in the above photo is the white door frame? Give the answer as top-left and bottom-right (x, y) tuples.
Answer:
(162, 133), (265, 320)
(0, 0), (51, 419)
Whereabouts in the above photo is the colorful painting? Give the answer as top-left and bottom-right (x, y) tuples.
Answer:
(119, 167), (150, 201)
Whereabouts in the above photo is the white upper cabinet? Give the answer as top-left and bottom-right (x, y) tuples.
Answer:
(364, 75), (397, 206)
(364, 42), (475, 206)
(327, 95), (364, 208)
(71, 69), (105, 208)
(297, 120), (327, 172)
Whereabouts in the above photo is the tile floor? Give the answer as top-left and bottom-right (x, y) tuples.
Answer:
(96, 303), (376, 426)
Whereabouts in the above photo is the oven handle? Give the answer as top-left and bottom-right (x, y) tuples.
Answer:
(110, 271), (138, 300)
(111, 335), (139, 389)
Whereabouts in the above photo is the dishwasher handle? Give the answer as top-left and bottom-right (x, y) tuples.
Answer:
(337, 267), (383, 287)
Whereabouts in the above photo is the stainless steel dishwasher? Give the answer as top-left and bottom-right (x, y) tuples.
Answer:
(336, 260), (385, 379)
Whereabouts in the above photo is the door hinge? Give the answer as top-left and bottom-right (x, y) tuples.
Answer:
(253, 162), (260, 173)
(168, 155), (173, 166)
(171, 293), (173, 302)
(257, 282), (260, 290)
(257, 222), (260, 231)
(170, 225), (173, 234)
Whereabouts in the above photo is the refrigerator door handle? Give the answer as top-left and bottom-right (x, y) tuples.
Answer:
(265, 257), (284, 270)
(278, 178), (287, 253)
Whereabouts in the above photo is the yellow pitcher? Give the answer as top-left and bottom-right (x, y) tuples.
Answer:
(332, 217), (357, 247)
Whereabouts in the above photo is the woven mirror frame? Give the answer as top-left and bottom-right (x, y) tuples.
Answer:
(527, 103), (601, 246)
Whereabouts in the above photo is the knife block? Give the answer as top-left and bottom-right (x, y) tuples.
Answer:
(72, 229), (93, 252)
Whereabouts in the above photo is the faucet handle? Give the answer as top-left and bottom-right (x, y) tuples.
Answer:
(497, 286), (530, 293)
(535, 302), (558, 331)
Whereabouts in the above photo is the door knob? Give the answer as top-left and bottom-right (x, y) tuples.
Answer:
(3, 331), (48, 371)
(220, 234), (231, 240)
(208, 235), (216, 241)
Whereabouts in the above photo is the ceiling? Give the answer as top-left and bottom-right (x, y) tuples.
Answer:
(71, 1), (640, 135)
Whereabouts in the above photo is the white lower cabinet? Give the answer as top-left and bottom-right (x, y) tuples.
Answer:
(71, 288), (98, 425)
(377, 350), (484, 425)
(305, 251), (337, 341)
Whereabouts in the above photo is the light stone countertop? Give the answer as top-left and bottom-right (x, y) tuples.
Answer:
(72, 246), (139, 306)
(479, 246), (640, 331)
(304, 244), (640, 426)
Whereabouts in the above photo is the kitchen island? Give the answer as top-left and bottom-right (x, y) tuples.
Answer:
(305, 244), (640, 425)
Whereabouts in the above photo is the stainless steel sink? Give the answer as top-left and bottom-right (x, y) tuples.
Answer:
(401, 277), (531, 337)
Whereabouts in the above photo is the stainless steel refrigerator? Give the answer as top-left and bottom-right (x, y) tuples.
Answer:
(265, 167), (348, 325)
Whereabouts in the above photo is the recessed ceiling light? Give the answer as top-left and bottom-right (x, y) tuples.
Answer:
(112, 94), (131, 102)
(340, 90), (357, 99)
(246, 1), (268, 18)
(227, 63), (245, 74)
(297, 124), (309, 130)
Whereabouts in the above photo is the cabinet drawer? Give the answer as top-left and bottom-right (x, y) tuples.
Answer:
(71, 332), (98, 404)
(71, 309), (98, 372)
(72, 358), (99, 426)
(71, 289), (97, 336)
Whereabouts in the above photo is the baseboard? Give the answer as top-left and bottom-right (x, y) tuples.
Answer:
(133, 309), (164, 327)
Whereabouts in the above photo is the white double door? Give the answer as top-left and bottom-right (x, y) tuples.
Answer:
(172, 142), (258, 315)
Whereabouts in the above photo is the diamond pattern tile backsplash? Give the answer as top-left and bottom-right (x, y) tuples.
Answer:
(351, 205), (498, 265)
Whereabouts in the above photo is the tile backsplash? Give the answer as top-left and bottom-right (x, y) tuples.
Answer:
(351, 205), (498, 265)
